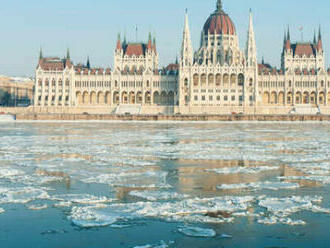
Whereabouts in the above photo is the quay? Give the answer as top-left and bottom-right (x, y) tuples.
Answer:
(14, 113), (330, 122)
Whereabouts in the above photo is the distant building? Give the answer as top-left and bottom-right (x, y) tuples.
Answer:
(34, 0), (330, 114)
(0, 77), (34, 106)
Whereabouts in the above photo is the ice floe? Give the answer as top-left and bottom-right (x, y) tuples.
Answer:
(50, 194), (114, 205)
(26, 204), (48, 210)
(82, 171), (171, 188)
(129, 190), (189, 201)
(69, 196), (254, 227)
(0, 168), (25, 178)
(178, 226), (216, 237)
(206, 166), (279, 174)
(257, 195), (330, 225)
(217, 181), (300, 191)
(0, 207), (4, 214)
(70, 205), (119, 228)
(257, 216), (306, 226)
(278, 176), (330, 184)
(133, 240), (174, 248)
(0, 187), (50, 204)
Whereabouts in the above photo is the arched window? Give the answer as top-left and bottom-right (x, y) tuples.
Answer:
(208, 74), (214, 86)
(184, 78), (188, 87)
(193, 74), (199, 86)
(201, 74), (206, 86)
(216, 74), (221, 86)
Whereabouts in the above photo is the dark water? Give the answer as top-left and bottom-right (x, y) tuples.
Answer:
(0, 122), (329, 248)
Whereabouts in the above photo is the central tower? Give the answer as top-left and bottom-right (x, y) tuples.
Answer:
(195, 0), (243, 66)
(178, 0), (259, 111)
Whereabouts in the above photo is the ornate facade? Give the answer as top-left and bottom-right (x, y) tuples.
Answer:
(34, 0), (330, 114)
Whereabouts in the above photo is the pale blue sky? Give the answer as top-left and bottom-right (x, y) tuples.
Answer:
(0, 0), (328, 76)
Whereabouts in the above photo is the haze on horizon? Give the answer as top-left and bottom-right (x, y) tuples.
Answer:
(0, 0), (328, 77)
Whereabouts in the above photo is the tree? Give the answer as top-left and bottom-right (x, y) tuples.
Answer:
(0, 89), (11, 106)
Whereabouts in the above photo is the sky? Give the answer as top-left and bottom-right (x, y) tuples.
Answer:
(0, 0), (329, 77)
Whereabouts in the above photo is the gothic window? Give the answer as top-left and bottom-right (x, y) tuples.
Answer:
(208, 74), (214, 86)
(199, 51), (204, 65)
(193, 74), (199, 86)
(184, 78), (188, 87)
(227, 49), (233, 66)
(201, 74), (206, 86)
(216, 50), (221, 64)
(238, 74), (244, 86)
(223, 74), (229, 87)
(230, 74), (237, 87)
(216, 74), (221, 86)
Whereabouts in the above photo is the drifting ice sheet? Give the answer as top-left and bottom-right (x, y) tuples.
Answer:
(217, 181), (299, 191)
(69, 196), (254, 227)
(0, 187), (50, 204)
(206, 166), (279, 174)
(178, 226), (216, 237)
(129, 190), (189, 201)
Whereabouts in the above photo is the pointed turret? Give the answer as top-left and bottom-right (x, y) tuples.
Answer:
(285, 26), (291, 51)
(153, 37), (156, 52)
(66, 48), (70, 60)
(116, 33), (122, 50)
(313, 29), (317, 44)
(317, 25), (323, 51)
(86, 56), (90, 69)
(39, 47), (43, 60)
(246, 9), (257, 67)
(282, 29), (287, 54)
(147, 32), (152, 50)
(181, 9), (193, 67)
(123, 34), (127, 47)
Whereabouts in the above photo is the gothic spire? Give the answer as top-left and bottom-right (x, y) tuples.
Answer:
(86, 56), (90, 69)
(123, 34), (127, 47)
(66, 48), (70, 60)
(317, 25), (323, 51)
(246, 9), (257, 67)
(147, 32), (152, 50)
(287, 26), (290, 41)
(181, 9), (193, 67)
(153, 36), (156, 51)
(116, 33), (122, 50)
(39, 47), (43, 60)
(313, 29), (316, 44)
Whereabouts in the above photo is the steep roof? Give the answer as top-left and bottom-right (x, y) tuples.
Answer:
(38, 57), (72, 71)
(124, 43), (146, 56)
(291, 43), (316, 57)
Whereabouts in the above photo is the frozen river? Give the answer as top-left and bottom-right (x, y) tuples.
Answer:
(0, 122), (329, 248)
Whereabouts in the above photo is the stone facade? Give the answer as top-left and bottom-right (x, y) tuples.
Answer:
(34, 0), (330, 115)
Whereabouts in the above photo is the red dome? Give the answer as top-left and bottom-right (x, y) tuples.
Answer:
(203, 11), (236, 36)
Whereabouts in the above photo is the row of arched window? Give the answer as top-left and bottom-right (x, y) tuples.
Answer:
(262, 91), (330, 105)
(38, 79), (70, 87)
(190, 73), (245, 87)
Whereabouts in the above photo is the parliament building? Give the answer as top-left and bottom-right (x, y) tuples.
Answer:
(34, 0), (330, 115)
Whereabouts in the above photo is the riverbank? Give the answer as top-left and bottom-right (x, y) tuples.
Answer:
(15, 113), (330, 121)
